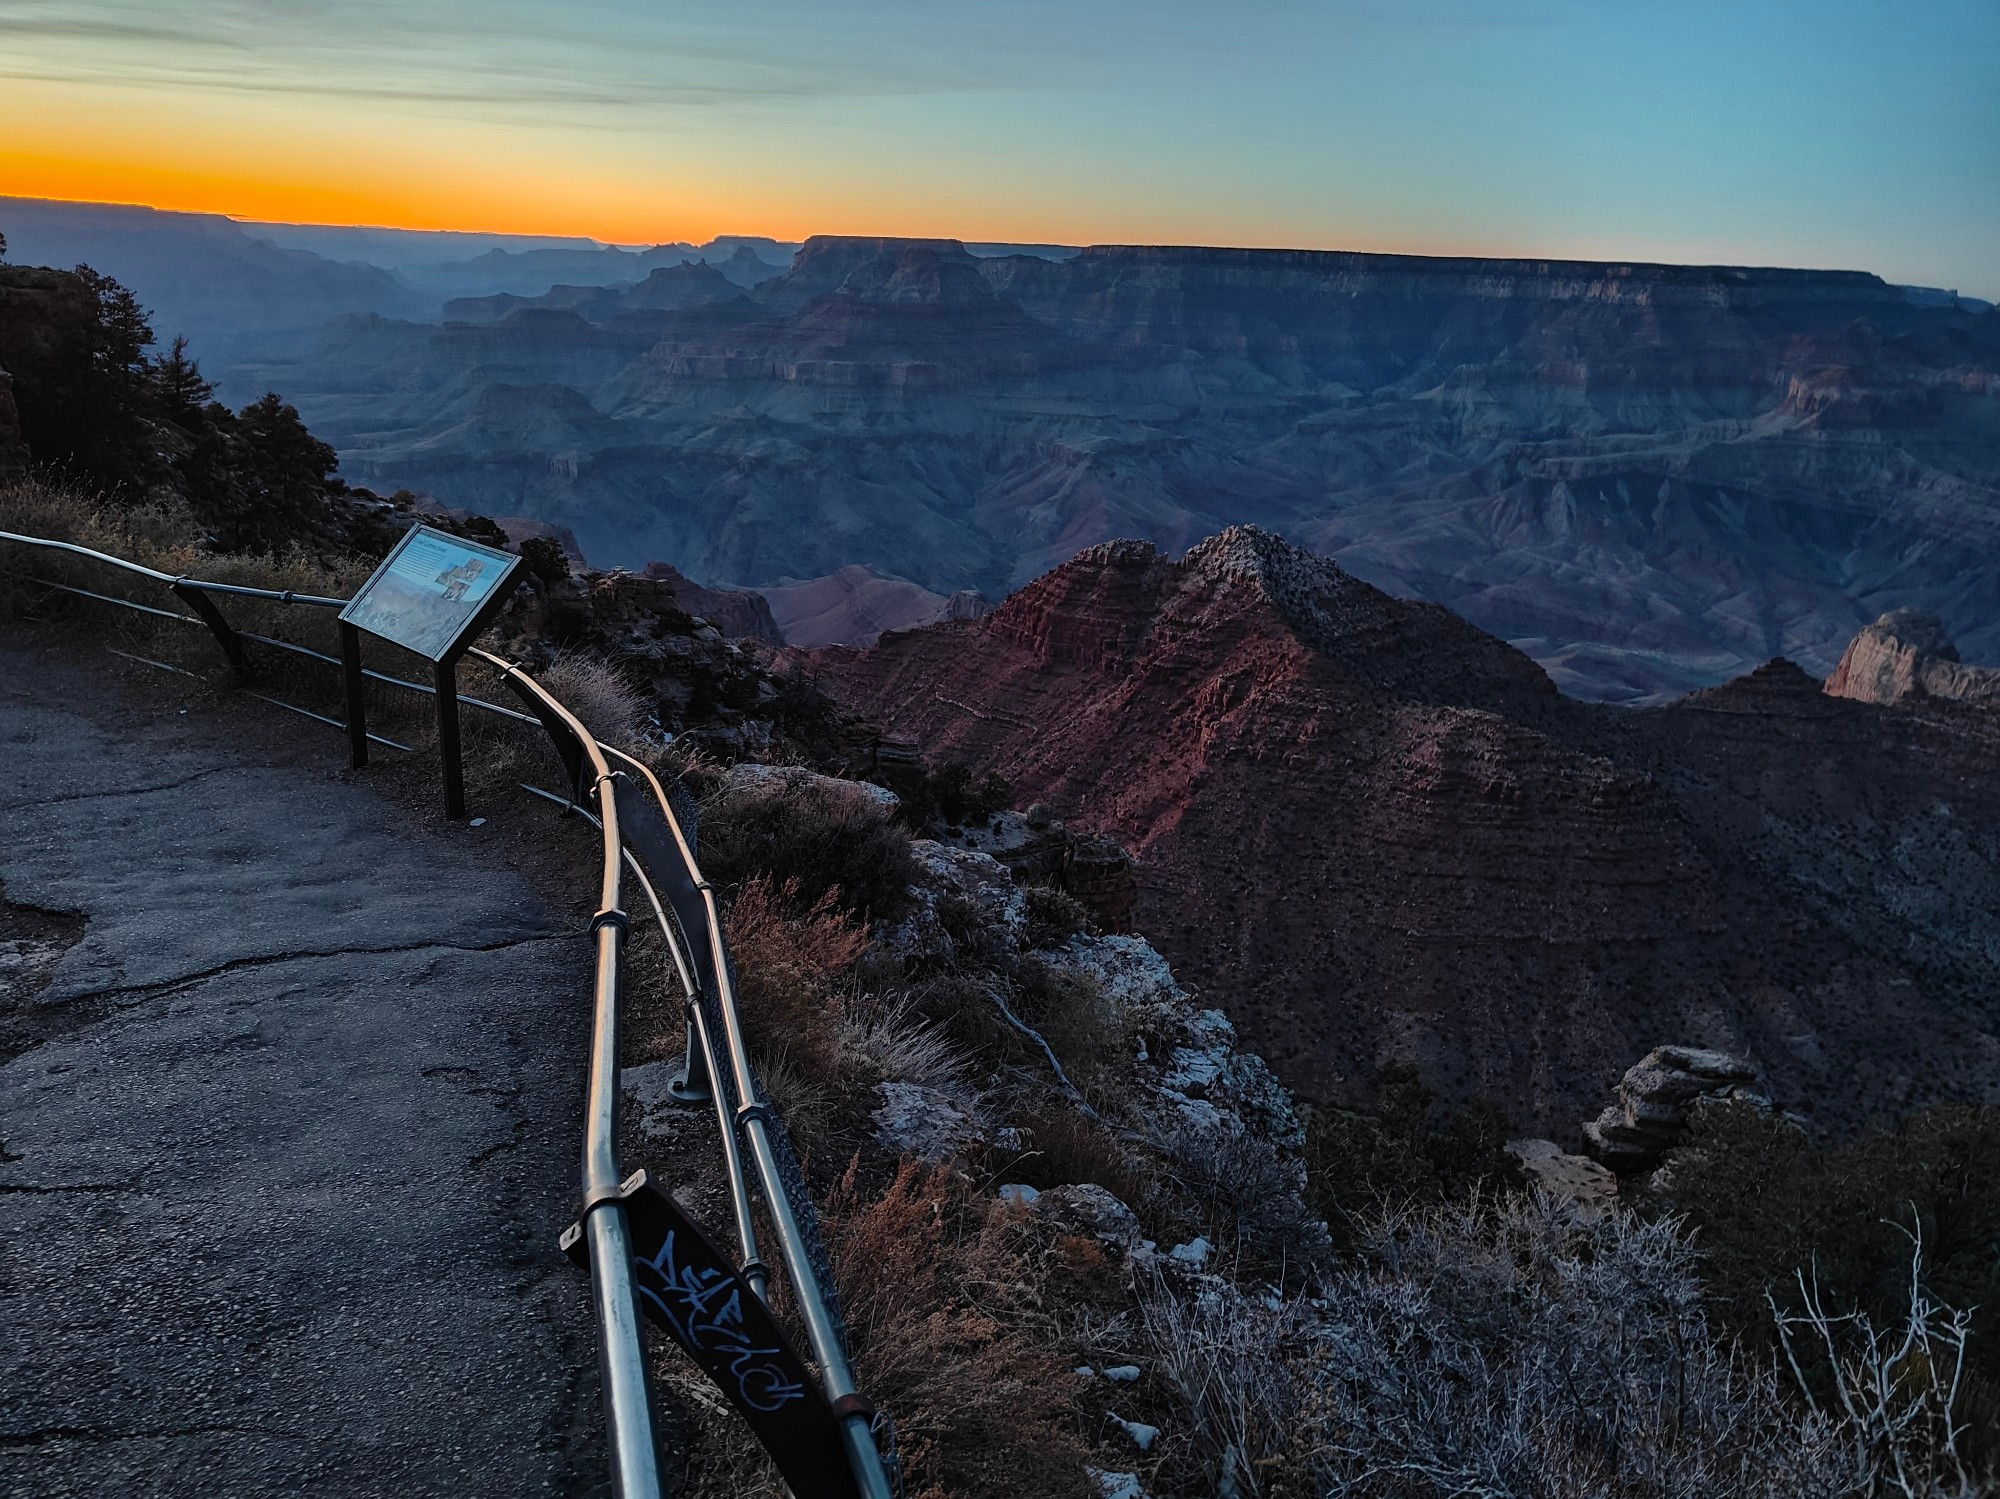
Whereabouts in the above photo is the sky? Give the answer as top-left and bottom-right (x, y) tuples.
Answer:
(2, 0), (1996, 296)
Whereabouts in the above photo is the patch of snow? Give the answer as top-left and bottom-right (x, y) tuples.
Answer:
(1089, 1471), (1146, 1499)
(1108, 1414), (1160, 1452)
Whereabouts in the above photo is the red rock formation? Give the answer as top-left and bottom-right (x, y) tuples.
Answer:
(816, 527), (2000, 1136)
(1824, 608), (2000, 706)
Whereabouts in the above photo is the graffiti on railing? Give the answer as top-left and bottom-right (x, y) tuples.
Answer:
(635, 1228), (805, 1412)
(562, 1172), (862, 1499)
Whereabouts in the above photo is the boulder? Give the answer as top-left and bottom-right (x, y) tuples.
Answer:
(1507, 1137), (1619, 1217)
(1582, 1046), (1763, 1175)
(871, 1080), (988, 1162)
(1028, 1182), (1145, 1254)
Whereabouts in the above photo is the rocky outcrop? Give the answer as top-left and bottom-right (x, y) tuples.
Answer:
(932, 807), (1138, 933)
(638, 560), (784, 644)
(1582, 1047), (1764, 1175)
(942, 589), (992, 623)
(1824, 609), (2000, 706)
(816, 525), (2000, 1134)
(1505, 1138), (1619, 1217)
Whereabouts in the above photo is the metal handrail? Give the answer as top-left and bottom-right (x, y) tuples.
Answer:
(518, 783), (771, 1304)
(468, 651), (664, 1499)
(0, 528), (347, 606)
(0, 527), (892, 1499)
(599, 747), (896, 1499)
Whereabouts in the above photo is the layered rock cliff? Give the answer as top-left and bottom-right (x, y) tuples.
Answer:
(813, 527), (2000, 1136)
(247, 235), (2000, 701)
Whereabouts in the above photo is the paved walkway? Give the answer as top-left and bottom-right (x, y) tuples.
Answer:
(0, 638), (606, 1497)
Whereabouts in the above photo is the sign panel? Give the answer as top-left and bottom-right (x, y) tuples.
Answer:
(339, 524), (521, 662)
(562, 1174), (862, 1499)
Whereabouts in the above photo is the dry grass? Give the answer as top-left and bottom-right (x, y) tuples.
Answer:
(536, 646), (647, 749)
(723, 874), (869, 1080)
(0, 478), (398, 718)
(827, 1160), (1095, 1499)
(836, 993), (975, 1094)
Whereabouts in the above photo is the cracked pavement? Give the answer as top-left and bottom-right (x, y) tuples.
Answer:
(0, 640), (607, 1496)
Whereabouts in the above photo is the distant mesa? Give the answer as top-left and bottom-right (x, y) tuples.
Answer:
(756, 565), (989, 649)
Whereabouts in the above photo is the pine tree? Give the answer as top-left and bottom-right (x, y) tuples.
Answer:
(150, 337), (214, 427)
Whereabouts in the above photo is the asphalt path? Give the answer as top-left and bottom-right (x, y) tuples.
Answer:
(0, 638), (607, 1497)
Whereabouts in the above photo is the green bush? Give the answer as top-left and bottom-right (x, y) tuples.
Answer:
(1022, 885), (1090, 950)
(1666, 1100), (2000, 1383)
(892, 759), (1013, 829)
(1304, 1063), (1521, 1247)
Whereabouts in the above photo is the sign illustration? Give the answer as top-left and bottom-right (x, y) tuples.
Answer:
(339, 524), (521, 662)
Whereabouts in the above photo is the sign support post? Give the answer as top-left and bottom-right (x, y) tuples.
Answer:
(435, 658), (466, 820)
(338, 523), (524, 821)
(339, 621), (369, 770)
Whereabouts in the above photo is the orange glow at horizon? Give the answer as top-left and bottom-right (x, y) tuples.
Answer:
(0, 143), (1466, 261)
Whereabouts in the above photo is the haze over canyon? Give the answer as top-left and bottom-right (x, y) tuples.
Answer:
(5, 196), (1997, 703)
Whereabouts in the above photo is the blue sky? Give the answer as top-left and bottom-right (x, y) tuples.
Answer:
(5, 0), (1996, 295)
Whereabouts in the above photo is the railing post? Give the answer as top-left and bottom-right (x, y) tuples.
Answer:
(667, 1001), (714, 1103)
(170, 581), (248, 678)
(340, 622), (369, 770)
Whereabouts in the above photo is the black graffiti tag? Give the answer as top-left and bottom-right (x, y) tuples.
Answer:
(635, 1230), (806, 1413)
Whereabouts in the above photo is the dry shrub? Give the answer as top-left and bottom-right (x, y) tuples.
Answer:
(1131, 1195), (1991, 1499)
(1155, 1118), (1321, 1263)
(0, 480), (199, 567)
(536, 645), (646, 748)
(1013, 958), (1132, 1102)
(827, 1160), (1094, 1499)
(837, 992), (974, 1092)
(723, 874), (868, 1077)
(1002, 1106), (1155, 1208)
(700, 768), (917, 922)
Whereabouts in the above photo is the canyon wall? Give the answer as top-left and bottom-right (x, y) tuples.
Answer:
(814, 528), (2000, 1137)
(239, 236), (2000, 702)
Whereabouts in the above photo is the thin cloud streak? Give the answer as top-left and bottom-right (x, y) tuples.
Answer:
(1, 0), (1098, 121)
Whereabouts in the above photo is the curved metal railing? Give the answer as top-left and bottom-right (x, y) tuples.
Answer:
(0, 528), (893, 1499)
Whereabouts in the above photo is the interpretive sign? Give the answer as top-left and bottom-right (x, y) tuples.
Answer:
(562, 1172), (862, 1499)
(338, 524), (520, 663)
